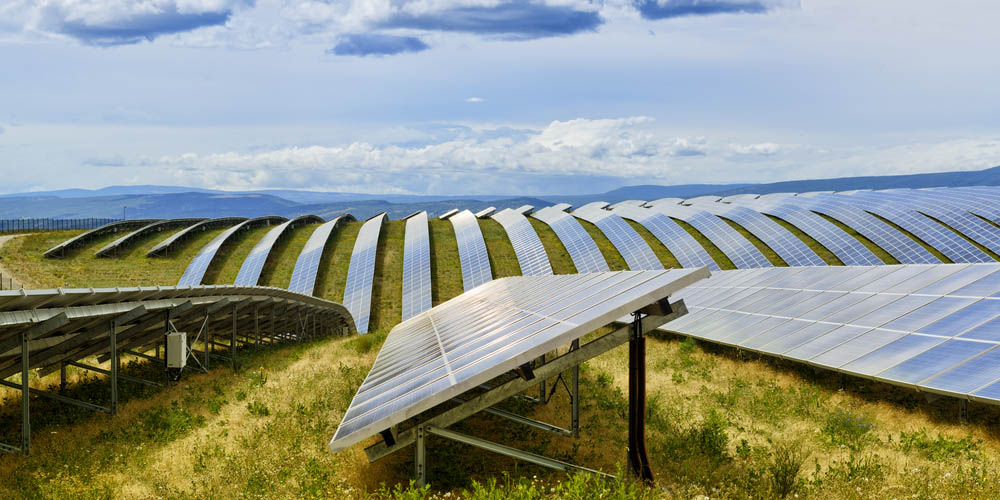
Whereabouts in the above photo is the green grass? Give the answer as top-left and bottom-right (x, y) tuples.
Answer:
(625, 220), (681, 268)
(203, 225), (275, 285)
(670, 218), (737, 270)
(577, 219), (628, 271)
(259, 223), (321, 288)
(816, 213), (900, 265)
(868, 213), (952, 263)
(368, 221), (405, 334)
(429, 219), (464, 305)
(315, 221), (362, 303)
(767, 215), (844, 265)
(528, 219), (577, 274)
(479, 219), (522, 278)
(720, 217), (789, 267)
(0, 227), (227, 288)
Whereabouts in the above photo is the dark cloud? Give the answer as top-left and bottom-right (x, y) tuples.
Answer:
(54, 5), (239, 46)
(380, 1), (603, 39)
(330, 33), (430, 56)
(633, 0), (768, 21)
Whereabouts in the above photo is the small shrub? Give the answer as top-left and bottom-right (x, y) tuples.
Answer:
(822, 408), (875, 450)
(767, 440), (808, 498)
(246, 400), (270, 417)
(246, 369), (268, 388)
(824, 453), (885, 483)
(693, 409), (730, 463)
(899, 429), (981, 460)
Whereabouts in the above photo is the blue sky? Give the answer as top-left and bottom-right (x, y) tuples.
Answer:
(0, 0), (998, 195)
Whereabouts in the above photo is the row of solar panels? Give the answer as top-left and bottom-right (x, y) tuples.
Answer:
(40, 187), (1000, 336)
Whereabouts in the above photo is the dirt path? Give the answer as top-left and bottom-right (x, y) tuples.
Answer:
(0, 234), (32, 290)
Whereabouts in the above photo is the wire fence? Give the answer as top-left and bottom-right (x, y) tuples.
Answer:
(0, 218), (121, 233)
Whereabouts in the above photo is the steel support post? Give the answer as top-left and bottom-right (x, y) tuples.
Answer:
(960, 399), (969, 423)
(163, 310), (171, 386)
(538, 353), (546, 403)
(110, 320), (118, 416)
(205, 312), (211, 370)
(231, 304), (237, 371)
(21, 330), (30, 455)
(571, 338), (580, 437)
(254, 305), (260, 347)
(59, 361), (67, 392)
(270, 311), (275, 345)
(415, 426), (426, 487)
(627, 312), (654, 482)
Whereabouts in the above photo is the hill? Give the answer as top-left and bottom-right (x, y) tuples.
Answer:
(713, 165), (1000, 196)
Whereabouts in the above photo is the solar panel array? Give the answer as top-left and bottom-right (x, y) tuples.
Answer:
(610, 204), (720, 271)
(146, 217), (248, 257)
(685, 202), (825, 267)
(329, 268), (710, 453)
(450, 210), (493, 291)
(344, 214), (387, 334)
(95, 218), (205, 257)
(647, 201), (773, 269)
(402, 212), (432, 321)
(45, 219), (160, 258)
(234, 215), (325, 286)
(572, 205), (663, 271)
(530, 206), (609, 273)
(491, 209), (553, 276)
(177, 216), (288, 287)
(665, 263), (1000, 403)
(288, 215), (355, 296)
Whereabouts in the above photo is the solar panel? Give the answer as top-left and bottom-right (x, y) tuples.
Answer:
(530, 206), (609, 273)
(774, 195), (939, 264)
(344, 214), (387, 334)
(95, 218), (205, 258)
(571, 205), (662, 271)
(814, 192), (990, 263)
(549, 203), (573, 212)
(514, 205), (535, 215)
(610, 204), (719, 271)
(491, 209), (553, 276)
(234, 215), (325, 287)
(665, 263), (1000, 405)
(45, 219), (161, 258)
(684, 202), (825, 267)
(146, 217), (248, 257)
(726, 199), (882, 266)
(475, 207), (497, 219)
(450, 210), (493, 291)
(288, 215), (356, 296)
(438, 209), (459, 220)
(402, 212), (432, 321)
(646, 201), (772, 269)
(177, 216), (289, 287)
(328, 268), (710, 453)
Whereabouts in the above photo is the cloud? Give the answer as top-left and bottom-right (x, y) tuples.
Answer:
(730, 142), (781, 156)
(330, 33), (429, 56)
(31, 1), (250, 46)
(465, 97), (484, 103)
(633, 0), (784, 21)
(0, 126), (5, 136)
(379, 1), (603, 40)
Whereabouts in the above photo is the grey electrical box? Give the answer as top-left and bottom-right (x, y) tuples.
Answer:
(167, 332), (187, 369)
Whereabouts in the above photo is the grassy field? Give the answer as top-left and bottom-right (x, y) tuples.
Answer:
(479, 219), (522, 278)
(528, 219), (577, 274)
(626, 220), (682, 268)
(577, 219), (629, 271)
(259, 223), (322, 288)
(671, 218), (737, 270)
(7, 217), (1000, 499)
(203, 226), (278, 285)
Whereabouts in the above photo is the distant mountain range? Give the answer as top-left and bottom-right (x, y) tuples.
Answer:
(1, 166), (998, 220)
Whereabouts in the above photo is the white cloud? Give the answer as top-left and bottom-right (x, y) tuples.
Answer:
(730, 142), (782, 156)
(465, 97), (484, 103)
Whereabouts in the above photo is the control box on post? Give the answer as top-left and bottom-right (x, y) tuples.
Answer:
(166, 332), (187, 369)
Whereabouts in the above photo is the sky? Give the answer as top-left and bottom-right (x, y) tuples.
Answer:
(0, 0), (999, 196)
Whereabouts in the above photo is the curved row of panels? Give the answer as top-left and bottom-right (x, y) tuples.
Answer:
(40, 187), (1000, 337)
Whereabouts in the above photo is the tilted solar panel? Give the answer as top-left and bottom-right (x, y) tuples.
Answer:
(177, 216), (288, 287)
(288, 215), (356, 296)
(665, 264), (1000, 405)
(146, 217), (248, 257)
(646, 201), (772, 269)
(450, 210), (493, 291)
(234, 215), (325, 287)
(491, 208), (553, 276)
(45, 219), (160, 258)
(95, 218), (205, 257)
(611, 204), (719, 271)
(402, 212), (432, 321)
(530, 206), (609, 273)
(572, 205), (662, 271)
(344, 214), (387, 334)
(328, 268), (710, 453)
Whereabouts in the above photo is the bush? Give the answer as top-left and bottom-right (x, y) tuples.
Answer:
(899, 429), (981, 460)
(246, 400), (270, 417)
(822, 408), (875, 450)
(766, 440), (808, 498)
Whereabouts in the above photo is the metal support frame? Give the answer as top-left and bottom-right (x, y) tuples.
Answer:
(110, 320), (118, 415)
(21, 330), (29, 454)
(627, 312), (654, 482)
(364, 302), (688, 486)
(960, 399), (969, 423)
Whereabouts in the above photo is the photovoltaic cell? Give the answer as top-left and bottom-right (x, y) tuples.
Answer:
(684, 201), (825, 266)
(288, 214), (355, 296)
(572, 205), (662, 271)
(402, 212), (432, 321)
(646, 201), (772, 269)
(95, 218), (205, 257)
(234, 215), (324, 286)
(146, 217), (247, 257)
(664, 263), (1000, 405)
(530, 206), (609, 273)
(450, 210), (493, 291)
(344, 214), (387, 334)
(177, 216), (289, 287)
(491, 209), (553, 276)
(611, 204), (719, 271)
(328, 268), (710, 453)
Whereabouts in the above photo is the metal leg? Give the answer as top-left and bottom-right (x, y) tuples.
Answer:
(205, 313), (211, 370)
(59, 361), (67, 392)
(21, 331), (30, 455)
(415, 426), (427, 487)
(627, 312), (654, 482)
(110, 320), (118, 416)
(960, 399), (969, 423)
(571, 339), (580, 437)
(163, 310), (170, 386)
(254, 306), (260, 347)
(539, 353), (546, 403)
(231, 305), (237, 371)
